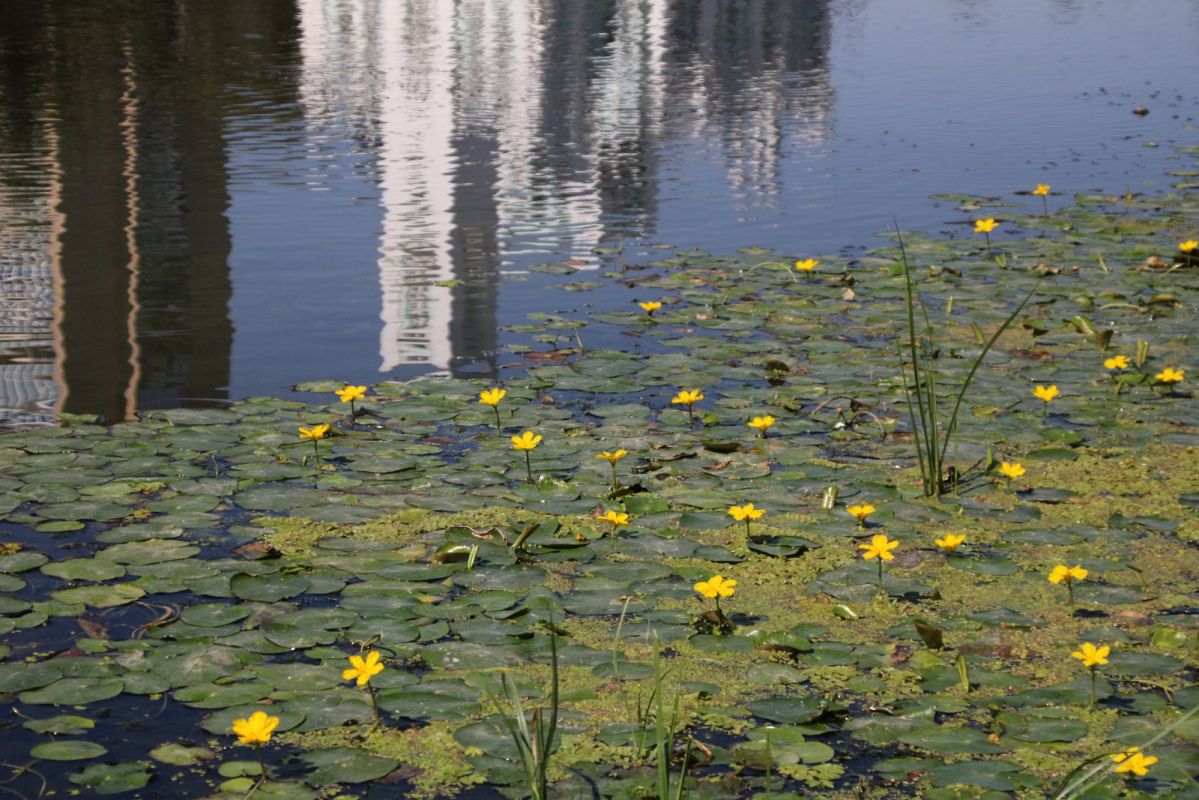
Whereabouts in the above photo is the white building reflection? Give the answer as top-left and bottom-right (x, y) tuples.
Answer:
(297, 0), (831, 373)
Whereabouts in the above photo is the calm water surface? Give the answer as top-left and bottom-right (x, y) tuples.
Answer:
(1, 0), (1197, 424)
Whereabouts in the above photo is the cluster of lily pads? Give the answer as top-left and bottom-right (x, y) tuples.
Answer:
(1, 173), (1198, 799)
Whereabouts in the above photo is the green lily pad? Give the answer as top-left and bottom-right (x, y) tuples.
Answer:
(31, 741), (108, 761)
(301, 748), (400, 785)
(68, 762), (153, 794)
(51, 583), (145, 608)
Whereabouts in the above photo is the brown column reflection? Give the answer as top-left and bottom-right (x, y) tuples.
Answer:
(50, 15), (138, 421)
(36, 0), (303, 420)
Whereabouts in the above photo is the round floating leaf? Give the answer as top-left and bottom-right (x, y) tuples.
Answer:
(897, 726), (1004, 754)
(51, 583), (145, 608)
(31, 741), (108, 761)
(41, 559), (126, 582)
(68, 761), (153, 794)
(100, 539), (199, 565)
(230, 572), (311, 602)
(747, 696), (830, 724)
(24, 715), (95, 735)
(173, 682), (273, 709)
(301, 748), (399, 785)
(179, 602), (251, 628)
(149, 743), (215, 766)
(20, 678), (124, 706)
(0, 551), (49, 573)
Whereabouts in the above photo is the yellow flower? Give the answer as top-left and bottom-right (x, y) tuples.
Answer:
(596, 449), (628, 465)
(1071, 642), (1110, 668)
(998, 462), (1025, 479)
(298, 423), (331, 441)
(1111, 747), (1158, 776)
(1032, 184), (1050, 196)
(693, 575), (736, 599)
(934, 533), (966, 551)
(342, 651), (385, 687)
(336, 385), (367, 403)
(974, 218), (998, 234)
(599, 510), (629, 527)
(1048, 563), (1088, 584)
(231, 710), (280, 746)
(727, 503), (765, 522)
(747, 415), (776, 434)
(859, 533), (899, 562)
(638, 301), (663, 313)
(479, 388), (507, 406)
(794, 258), (819, 272)
(1033, 384), (1060, 403)
(846, 504), (876, 524)
(1104, 355), (1129, 370)
(671, 389), (705, 406)
(1154, 367), (1184, 384)
(1179, 240), (1198, 254)
(511, 431), (542, 451)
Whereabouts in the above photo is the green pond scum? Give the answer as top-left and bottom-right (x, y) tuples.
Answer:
(2, 175), (1199, 799)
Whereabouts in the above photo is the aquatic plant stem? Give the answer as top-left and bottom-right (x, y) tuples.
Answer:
(368, 684), (382, 732)
(1067, 579), (1075, 609)
(524, 451), (534, 484)
(984, 231), (993, 257)
(876, 558), (883, 592)
(493, 405), (503, 435)
(311, 439), (321, 484)
(609, 462), (620, 492)
(255, 746), (268, 791)
(1089, 668), (1097, 709)
(349, 398), (357, 418)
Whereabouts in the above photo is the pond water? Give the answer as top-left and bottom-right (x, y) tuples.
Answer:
(1, 0), (1197, 425)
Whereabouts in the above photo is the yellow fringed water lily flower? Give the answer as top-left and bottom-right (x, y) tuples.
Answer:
(511, 431), (542, 450)
(597, 449), (627, 464)
(638, 300), (663, 314)
(1104, 355), (1129, 370)
(232, 711), (280, 746)
(343, 651), (385, 687)
(998, 462), (1025, 480)
(747, 415), (776, 436)
(727, 503), (765, 522)
(479, 388), (507, 406)
(1154, 367), (1184, 384)
(599, 510), (629, 527)
(336, 385), (366, 403)
(974, 218), (998, 234)
(298, 423), (330, 441)
(794, 258), (819, 272)
(671, 389), (704, 406)
(859, 534), (898, 561)
(693, 575), (736, 599)
(1071, 642), (1110, 668)
(1179, 240), (1198, 254)
(1033, 384), (1059, 403)
(934, 533), (965, 552)
(846, 503), (876, 526)
(1033, 184), (1050, 196)
(1111, 747), (1158, 776)
(1048, 563), (1088, 584)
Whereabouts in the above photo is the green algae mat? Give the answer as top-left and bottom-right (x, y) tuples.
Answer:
(2, 187), (1199, 799)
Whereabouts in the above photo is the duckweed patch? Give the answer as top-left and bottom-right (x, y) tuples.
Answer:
(3, 180), (1199, 798)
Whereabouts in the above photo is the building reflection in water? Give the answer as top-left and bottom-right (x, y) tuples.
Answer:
(0, 0), (831, 423)
(298, 0), (831, 374)
(0, 2), (301, 424)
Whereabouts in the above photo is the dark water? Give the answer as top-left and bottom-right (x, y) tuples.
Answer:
(1, 0), (1197, 425)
